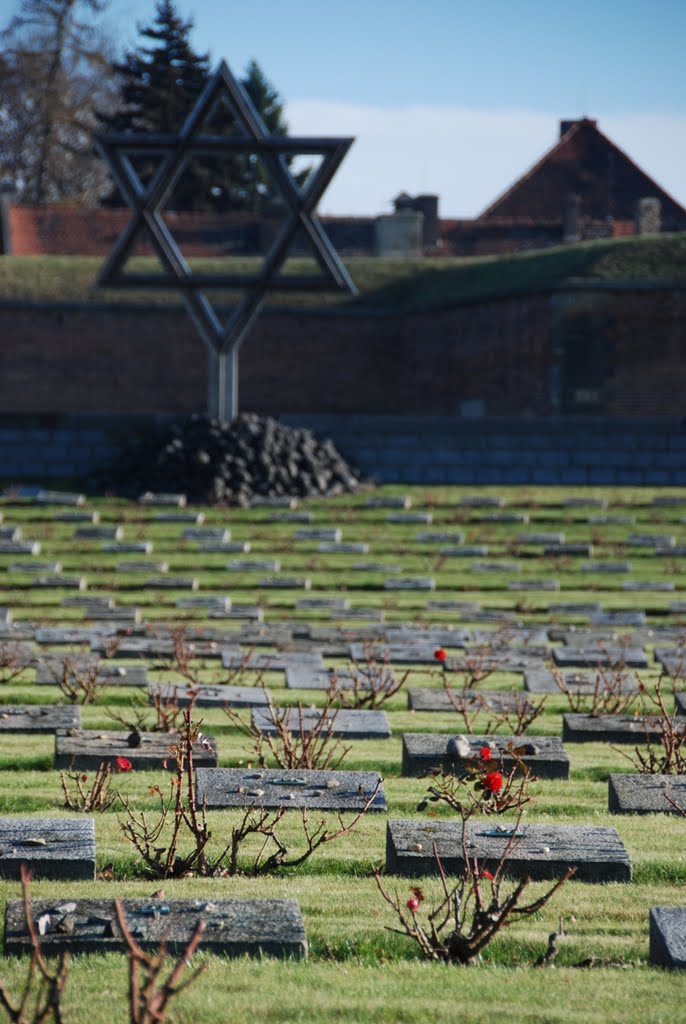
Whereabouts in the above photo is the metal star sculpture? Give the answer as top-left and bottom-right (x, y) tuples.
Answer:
(95, 60), (356, 420)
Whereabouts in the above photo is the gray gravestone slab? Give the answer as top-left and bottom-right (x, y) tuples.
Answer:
(332, 607), (385, 622)
(89, 638), (176, 658)
(35, 575), (87, 590)
(675, 692), (686, 715)
(197, 541), (251, 553)
(516, 532), (565, 545)
(259, 577), (311, 589)
(4, 897), (306, 958)
(155, 512), (205, 523)
(0, 608), (10, 624)
(669, 602), (686, 614)
(0, 818), (95, 880)
(549, 603), (601, 616)
(587, 514), (635, 525)
(385, 627), (471, 644)
(55, 730), (217, 770)
(440, 546), (489, 557)
(590, 611), (647, 627)
(0, 526), (21, 540)
(385, 819), (631, 882)
(8, 561), (60, 573)
(480, 513), (529, 524)
(657, 546), (686, 556)
(553, 646), (648, 668)
(196, 767), (386, 811)
(62, 596), (114, 609)
(268, 511), (313, 523)
(471, 562), (521, 573)
(139, 576), (199, 590)
(226, 559), (280, 572)
(116, 562), (169, 573)
(177, 596), (232, 610)
(365, 495), (411, 509)
(524, 667), (638, 695)
(318, 542), (370, 554)
(252, 708), (391, 739)
(102, 542), (153, 554)
(83, 607), (141, 623)
(296, 597), (351, 612)
(53, 511), (100, 523)
(36, 658), (148, 687)
(649, 908), (686, 969)
(149, 683), (271, 707)
(580, 562), (633, 573)
(285, 666), (396, 691)
(626, 534), (676, 548)
(459, 497), (504, 507)
(623, 581), (675, 591)
(471, 627), (549, 646)
(407, 689), (534, 714)
(383, 577), (435, 590)
(0, 541), (41, 555)
(608, 774), (686, 814)
(0, 705), (81, 732)
(35, 490), (85, 506)
(139, 491), (187, 507)
(562, 713), (668, 743)
(35, 627), (116, 645)
(653, 496), (686, 506)
(74, 527), (123, 541)
(0, 643), (36, 669)
(251, 496), (298, 508)
(210, 606), (264, 621)
(182, 528), (230, 541)
(564, 497), (608, 508)
(427, 601), (481, 613)
(349, 641), (464, 664)
(544, 544), (593, 557)
(387, 513), (432, 524)
(508, 580), (560, 591)
(416, 531), (464, 543)
(353, 562), (401, 572)
(295, 528), (342, 542)
(222, 649), (325, 672)
(401, 733), (569, 779)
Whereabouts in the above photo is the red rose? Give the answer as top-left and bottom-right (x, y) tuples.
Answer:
(406, 897), (420, 913)
(481, 869), (495, 881)
(483, 771), (503, 793)
(479, 746), (492, 760)
(433, 648), (446, 662)
(115, 756), (132, 772)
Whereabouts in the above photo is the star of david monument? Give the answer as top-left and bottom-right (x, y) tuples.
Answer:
(95, 60), (356, 421)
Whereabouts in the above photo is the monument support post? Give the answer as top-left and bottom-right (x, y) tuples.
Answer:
(208, 347), (239, 421)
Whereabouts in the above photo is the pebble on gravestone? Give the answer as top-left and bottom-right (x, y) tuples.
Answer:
(54, 729), (218, 770)
(252, 707), (391, 739)
(195, 767), (386, 811)
(401, 733), (569, 779)
(384, 820), (631, 882)
(0, 818), (95, 880)
(139, 491), (187, 507)
(608, 773), (686, 814)
(74, 526), (123, 541)
(4, 898), (307, 959)
(0, 705), (81, 732)
(649, 907), (686, 970)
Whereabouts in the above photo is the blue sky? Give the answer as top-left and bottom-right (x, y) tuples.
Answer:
(4, 0), (686, 215)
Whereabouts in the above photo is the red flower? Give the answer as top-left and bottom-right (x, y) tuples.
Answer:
(433, 648), (446, 662)
(479, 746), (492, 760)
(481, 869), (495, 881)
(483, 771), (503, 793)
(406, 897), (420, 913)
(115, 756), (132, 772)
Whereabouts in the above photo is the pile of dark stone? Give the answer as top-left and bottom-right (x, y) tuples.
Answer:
(90, 414), (362, 504)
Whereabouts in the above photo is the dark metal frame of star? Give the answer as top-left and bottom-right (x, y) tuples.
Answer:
(94, 60), (357, 419)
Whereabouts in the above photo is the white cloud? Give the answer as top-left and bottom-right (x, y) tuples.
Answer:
(286, 101), (686, 219)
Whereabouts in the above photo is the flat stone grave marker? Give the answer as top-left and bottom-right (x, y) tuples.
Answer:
(459, 496), (505, 507)
(472, 627), (549, 645)
(384, 577), (435, 590)
(35, 575), (87, 590)
(139, 491), (187, 507)
(416, 530), (464, 543)
(0, 608), (10, 624)
(62, 596), (114, 609)
(0, 705), (81, 732)
(295, 527), (342, 542)
(332, 607), (385, 622)
(471, 561), (520, 573)
(296, 597), (351, 612)
(251, 496), (298, 508)
(83, 607), (141, 623)
(210, 605), (263, 620)
(222, 649), (325, 672)
(553, 646), (648, 668)
(199, 541), (251, 553)
(318, 541), (370, 554)
(387, 513), (432, 524)
(149, 682), (271, 707)
(196, 767), (386, 811)
(349, 641), (464, 664)
(141, 576), (199, 590)
(657, 545), (686, 556)
(285, 666), (396, 691)
(0, 526), (21, 540)
(353, 562), (401, 572)
(516, 532), (565, 545)
(562, 712), (671, 743)
(649, 907), (686, 969)
(440, 545), (489, 557)
(36, 657), (148, 687)
(35, 626), (116, 645)
(0, 642), (36, 669)
(53, 511), (100, 523)
(443, 653), (538, 674)
(177, 596), (232, 610)
(74, 526), (123, 541)
(116, 561), (169, 573)
(182, 528), (230, 541)
(626, 533), (676, 547)
(155, 512), (205, 523)
(385, 819), (631, 882)
(401, 733), (569, 779)
(259, 576), (311, 589)
(675, 692), (686, 715)
(508, 580), (560, 591)
(544, 544), (593, 557)
(0, 541), (41, 555)
(55, 729), (217, 770)
(407, 689), (537, 714)
(226, 559), (280, 572)
(524, 667), (638, 694)
(427, 600), (481, 613)
(269, 511), (314, 523)
(653, 496), (686, 506)
(580, 561), (632, 573)
(385, 627), (472, 644)
(89, 637), (177, 659)
(4, 897), (307, 958)
(589, 611), (647, 627)
(102, 542), (153, 554)
(480, 513), (529, 524)
(35, 489), (85, 506)
(0, 818), (95, 880)
(623, 580), (675, 591)
(252, 707), (392, 739)
(587, 514), (635, 525)
(9, 561), (61, 573)
(365, 495), (411, 509)
(549, 602), (602, 615)
(564, 497), (608, 509)
(608, 773), (686, 814)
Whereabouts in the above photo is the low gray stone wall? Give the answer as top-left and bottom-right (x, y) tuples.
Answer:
(0, 413), (685, 486)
